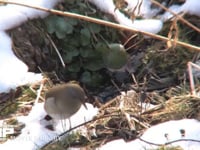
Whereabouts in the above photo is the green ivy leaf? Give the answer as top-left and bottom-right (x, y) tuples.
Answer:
(45, 16), (75, 39)
(80, 48), (101, 58)
(83, 58), (104, 71)
(80, 34), (90, 46)
(88, 23), (101, 34)
(63, 48), (79, 63)
(91, 72), (104, 86)
(67, 61), (81, 72)
(45, 15), (57, 34)
(81, 28), (91, 39)
(95, 43), (109, 54)
(80, 71), (103, 87)
(80, 71), (91, 84)
(67, 18), (78, 26)
(80, 48), (92, 58)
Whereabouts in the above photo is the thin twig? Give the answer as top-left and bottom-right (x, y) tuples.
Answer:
(131, 117), (149, 129)
(187, 61), (200, 95)
(41, 115), (111, 149)
(29, 86), (45, 101)
(1, 0), (200, 51)
(151, 0), (200, 33)
(126, 37), (144, 51)
(111, 79), (121, 93)
(46, 34), (65, 68)
(98, 97), (120, 111)
(123, 34), (138, 47)
(124, 112), (136, 130)
(34, 80), (45, 105)
(138, 137), (200, 147)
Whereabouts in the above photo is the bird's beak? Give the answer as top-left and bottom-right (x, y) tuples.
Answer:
(83, 101), (88, 110)
(81, 97), (88, 110)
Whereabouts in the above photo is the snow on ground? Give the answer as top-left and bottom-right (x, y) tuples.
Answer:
(0, 0), (61, 30)
(0, 0), (62, 93)
(0, 31), (43, 93)
(88, 0), (163, 34)
(181, 0), (200, 17)
(0, 102), (98, 150)
(161, 0), (200, 21)
(0, 0), (63, 93)
(100, 119), (200, 150)
(124, 0), (159, 18)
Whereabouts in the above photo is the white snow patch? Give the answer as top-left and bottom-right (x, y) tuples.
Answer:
(114, 9), (163, 34)
(100, 119), (200, 150)
(125, 0), (158, 18)
(0, 102), (98, 150)
(0, 31), (43, 93)
(181, 0), (200, 17)
(88, 0), (163, 34)
(0, 0), (62, 93)
(161, 0), (200, 21)
(0, 0), (61, 30)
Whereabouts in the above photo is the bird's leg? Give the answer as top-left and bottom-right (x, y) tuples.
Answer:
(60, 118), (71, 131)
(187, 61), (200, 96)
(68, 118), (72, 129)
(60, 118), (67, 132)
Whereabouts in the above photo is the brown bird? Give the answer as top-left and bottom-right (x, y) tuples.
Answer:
(44, 82), (87, 120)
